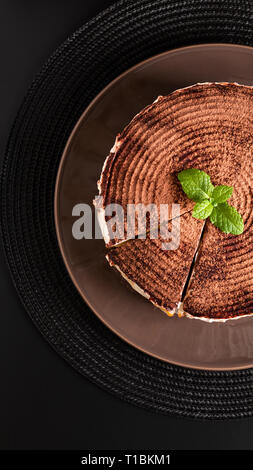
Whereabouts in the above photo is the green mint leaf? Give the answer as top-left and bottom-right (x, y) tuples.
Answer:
(209, 202), (244, 235)
(192, 201), (214, 220)
(178, 168), (244, 235)
(211, 185), (233, 204)
(178, 169), (214, 202)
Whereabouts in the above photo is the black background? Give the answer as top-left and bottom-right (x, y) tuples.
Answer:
(1, 0), (253, 450)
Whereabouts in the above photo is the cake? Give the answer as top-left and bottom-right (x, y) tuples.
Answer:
(95, 82), (253, 321)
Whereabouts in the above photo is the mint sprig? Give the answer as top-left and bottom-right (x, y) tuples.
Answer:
(178, 169), (244, 235)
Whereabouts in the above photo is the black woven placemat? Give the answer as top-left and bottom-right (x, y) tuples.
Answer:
(1, 0), (253, 419)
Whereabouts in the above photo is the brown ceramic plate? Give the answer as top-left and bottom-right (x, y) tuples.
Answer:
(55, 44), (253, 370)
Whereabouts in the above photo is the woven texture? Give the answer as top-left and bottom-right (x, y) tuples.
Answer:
(1, 0), (253, 419)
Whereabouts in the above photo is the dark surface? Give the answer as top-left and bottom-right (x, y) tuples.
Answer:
(4, 0), (253, 420)
(1, 0), (253, 450)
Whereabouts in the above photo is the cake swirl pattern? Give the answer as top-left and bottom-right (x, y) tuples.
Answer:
(98, 83), (253, 321)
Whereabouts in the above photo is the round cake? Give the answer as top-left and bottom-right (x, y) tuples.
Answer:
(95, 82), (253, 321)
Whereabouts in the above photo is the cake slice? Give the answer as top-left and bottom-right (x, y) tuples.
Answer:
(183, 210), (253, 321)
(106, 213), (204, 315)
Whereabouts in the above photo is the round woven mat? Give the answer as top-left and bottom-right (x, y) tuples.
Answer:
(1, 0), (253, 419)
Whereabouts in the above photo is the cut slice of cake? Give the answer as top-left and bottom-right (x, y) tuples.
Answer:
(106, 213), (204, 315)
(183, 210), (253, 321)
